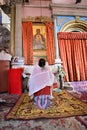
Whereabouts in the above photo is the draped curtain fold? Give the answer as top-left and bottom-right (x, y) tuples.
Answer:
(22, 22), (55, 65)
(58, 32), (87, 82)
(45, 22), (55, 65)
(22, 22), (33, 65)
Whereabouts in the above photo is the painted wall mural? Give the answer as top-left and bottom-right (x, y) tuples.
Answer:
(0, 7), (10, 52)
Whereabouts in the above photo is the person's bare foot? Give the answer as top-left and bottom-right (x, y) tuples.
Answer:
(50, 96), (54, 99)
(30, 95), (34, 100)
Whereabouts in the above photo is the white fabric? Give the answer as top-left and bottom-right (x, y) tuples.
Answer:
(27, 65), (54, 96)
(0, 50), (12, 61)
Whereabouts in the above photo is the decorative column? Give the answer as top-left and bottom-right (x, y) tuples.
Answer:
(10, 4), (15, 55)
(53, 16), (59, 59)
(15, 3), (22, 57)
(53, 16), (62, 67)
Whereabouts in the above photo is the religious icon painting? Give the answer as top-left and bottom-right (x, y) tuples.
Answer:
(33, 24), (46, 50)
(33, 23), (47, 63)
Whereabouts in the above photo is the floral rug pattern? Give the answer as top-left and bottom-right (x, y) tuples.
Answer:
(0, 81), (87, 130)
(6, 90), (87, 120)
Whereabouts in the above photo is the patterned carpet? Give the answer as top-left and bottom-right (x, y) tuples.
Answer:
(70, 81), (87, 128)
(0, 81), (87, 130)
(71, 81), (87, 101)
(6, 90), (87, 120)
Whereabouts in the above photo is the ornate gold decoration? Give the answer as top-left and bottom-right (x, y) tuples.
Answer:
(22, 16), (52, 22)
(60, 19), (87, 32)
(75, 16), (80, 23)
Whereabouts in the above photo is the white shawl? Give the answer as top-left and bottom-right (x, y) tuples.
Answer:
(27, 65), (54, 96)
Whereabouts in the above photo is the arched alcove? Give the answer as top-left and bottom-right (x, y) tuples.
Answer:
(60, 20), (87, 32)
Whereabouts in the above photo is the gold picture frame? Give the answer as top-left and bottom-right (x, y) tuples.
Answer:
(33, 23), (47, 63)
(33, 23), (46, 50)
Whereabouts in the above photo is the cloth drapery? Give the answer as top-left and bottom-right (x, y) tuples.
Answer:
(58, 32), (87, 81)
(22, 22), (33, 65)
(27, 65), (54, 96)
(45, 22), (55, 64)
(8, 68), (23, 94)
(22, 22), (55, 65)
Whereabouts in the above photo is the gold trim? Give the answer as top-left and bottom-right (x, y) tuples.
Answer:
(75, 16), (80, 22)
(60, 19), (87, 32)
(33, 50), (46, 56)
(10, 5), (15, 55)
(22, 16), (52, 22)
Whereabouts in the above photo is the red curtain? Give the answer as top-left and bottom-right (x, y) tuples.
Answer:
(22, 22), (33, 65)
(58, 32), (87, 82)
(45, 22), (55, 65)
(22, 22), (55, 65)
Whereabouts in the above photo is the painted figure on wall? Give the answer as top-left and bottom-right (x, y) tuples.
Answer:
(0, 24), (10, 52)
(33, 29), (46, 50)
(0, 5), (10, 52)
